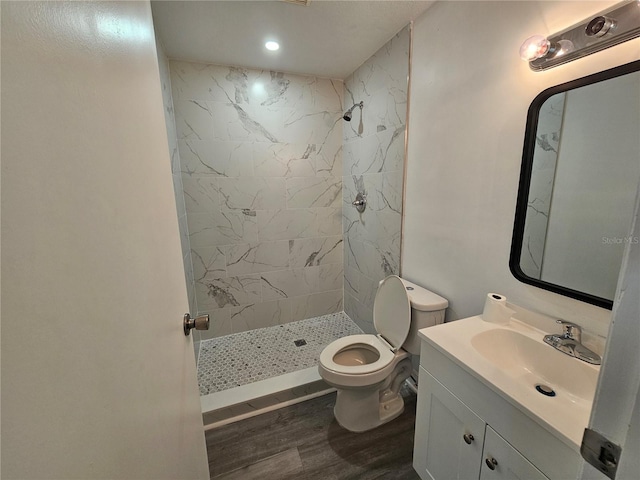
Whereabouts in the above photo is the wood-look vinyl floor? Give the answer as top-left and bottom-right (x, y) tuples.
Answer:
(206, 390), (420, 480)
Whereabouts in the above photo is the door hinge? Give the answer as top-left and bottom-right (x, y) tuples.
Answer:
(581, 428), (622, 479)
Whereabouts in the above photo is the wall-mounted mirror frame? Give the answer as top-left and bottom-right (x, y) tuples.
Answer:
(510, 60), (640, 310)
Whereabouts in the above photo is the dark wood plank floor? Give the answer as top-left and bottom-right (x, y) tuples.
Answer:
(206, 389), (420, 480)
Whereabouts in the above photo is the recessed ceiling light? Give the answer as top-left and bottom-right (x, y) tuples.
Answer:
(265, 41), (280, 51)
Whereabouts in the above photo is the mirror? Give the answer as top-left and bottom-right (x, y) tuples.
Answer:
(510, 61), (640, 310)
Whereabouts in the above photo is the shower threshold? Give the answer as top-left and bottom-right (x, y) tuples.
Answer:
(197, 311), (362, 428)
(201, 366), (331, 428)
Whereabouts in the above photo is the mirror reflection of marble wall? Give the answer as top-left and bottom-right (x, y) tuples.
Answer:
(522, 72), (640, 301)
(521, 93), (566, 279)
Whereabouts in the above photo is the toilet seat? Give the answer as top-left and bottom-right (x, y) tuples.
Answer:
(373, 275), (412, 351)
(319, 276), (413, 377)
(319, 334), (395, 375)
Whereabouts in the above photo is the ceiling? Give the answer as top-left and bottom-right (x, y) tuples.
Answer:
(151, 0), (434, 79)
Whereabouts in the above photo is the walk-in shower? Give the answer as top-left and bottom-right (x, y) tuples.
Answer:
(155, 20), (412, 426)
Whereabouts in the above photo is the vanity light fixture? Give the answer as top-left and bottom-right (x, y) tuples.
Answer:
(265, 41), (280, 51)
(520, 0), (640, 71)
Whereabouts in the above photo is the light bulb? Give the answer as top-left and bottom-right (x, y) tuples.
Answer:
(265, 41), (280, 51)
(519, 35), (551, 62)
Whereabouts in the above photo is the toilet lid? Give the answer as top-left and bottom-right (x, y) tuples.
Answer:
(373, 275), (411, 350)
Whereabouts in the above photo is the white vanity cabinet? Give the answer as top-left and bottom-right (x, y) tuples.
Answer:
(414, 369), (548, 480)
(413, 340), (583, 480)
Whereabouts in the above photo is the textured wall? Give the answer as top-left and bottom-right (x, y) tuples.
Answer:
(170, 61), (344, 338)
(342, 26), (410, 333)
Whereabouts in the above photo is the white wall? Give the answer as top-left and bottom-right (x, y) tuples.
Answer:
(403, 1), (640, 345)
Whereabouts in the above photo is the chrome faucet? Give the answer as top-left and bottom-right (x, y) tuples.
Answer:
(557, 320), (581, 343)
(543, 320), (602, 365)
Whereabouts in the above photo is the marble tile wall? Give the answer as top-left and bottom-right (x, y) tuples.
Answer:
(520, 93), (566, 279)
(156, 37), (200, 355)
(342, 26), (410, 333)
(169, 60), (344, 339)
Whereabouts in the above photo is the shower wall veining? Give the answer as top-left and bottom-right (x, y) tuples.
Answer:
(343, 26), (410, 333)
(167, 59), (345, 339)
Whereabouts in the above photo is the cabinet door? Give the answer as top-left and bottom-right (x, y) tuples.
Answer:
(480, 426), (548, 480)
(414, 368), (486, 480)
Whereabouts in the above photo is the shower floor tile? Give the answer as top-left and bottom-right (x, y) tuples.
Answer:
(197, 311), (363, 395)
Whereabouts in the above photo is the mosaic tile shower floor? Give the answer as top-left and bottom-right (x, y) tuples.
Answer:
(197, 312), (363, 395)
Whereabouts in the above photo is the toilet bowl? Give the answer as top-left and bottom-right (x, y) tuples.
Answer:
(318, 275), (448, 432)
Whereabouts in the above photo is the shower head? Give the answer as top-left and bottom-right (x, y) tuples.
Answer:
(343, 101), (363, 121)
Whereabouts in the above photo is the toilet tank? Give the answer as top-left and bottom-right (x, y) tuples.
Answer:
(399, 278), (448, 354)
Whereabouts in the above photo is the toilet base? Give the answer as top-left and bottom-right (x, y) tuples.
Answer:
(332, 358), (412, 432)
(333, 389), (405, 433)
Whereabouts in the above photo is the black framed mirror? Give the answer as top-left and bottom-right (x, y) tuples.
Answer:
(510, 60), (640, 310)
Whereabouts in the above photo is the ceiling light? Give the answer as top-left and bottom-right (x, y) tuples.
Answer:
(265, 41), (280, 51)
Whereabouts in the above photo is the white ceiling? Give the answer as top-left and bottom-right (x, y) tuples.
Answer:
(151, 0), (434, 79)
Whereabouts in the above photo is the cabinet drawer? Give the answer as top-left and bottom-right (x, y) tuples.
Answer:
(481, 426), (548, 480)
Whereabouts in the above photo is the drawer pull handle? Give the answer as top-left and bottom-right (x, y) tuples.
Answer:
(463, 433), (474, 444)
(485, 457), (498, 470)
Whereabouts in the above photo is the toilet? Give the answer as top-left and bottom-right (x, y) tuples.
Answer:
(318, 275), (448, 432)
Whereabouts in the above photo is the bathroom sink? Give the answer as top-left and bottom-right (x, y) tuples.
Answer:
(471, 329), (598, 403)
(418, 315), (601, 447)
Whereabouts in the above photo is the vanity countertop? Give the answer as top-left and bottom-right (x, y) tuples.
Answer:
(418, 316), (600, 450)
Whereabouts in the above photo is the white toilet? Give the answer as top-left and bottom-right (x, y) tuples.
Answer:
(318, 275), (448, 432)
